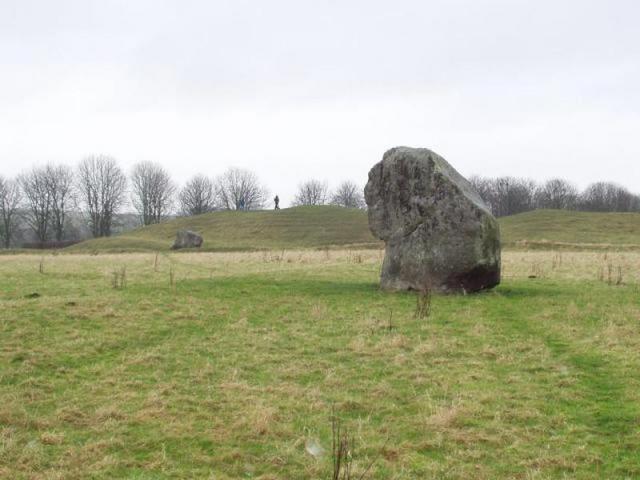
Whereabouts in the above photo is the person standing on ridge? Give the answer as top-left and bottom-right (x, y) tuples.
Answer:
(274, 195), (280, 210)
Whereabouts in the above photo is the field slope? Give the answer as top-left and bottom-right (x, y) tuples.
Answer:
(500, 209), (640, 248)
(68, 207), (640, 252)
(69, 206), (379, 252)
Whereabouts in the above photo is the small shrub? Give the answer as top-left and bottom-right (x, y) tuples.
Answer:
(263, 249), (287, 263)
(551, 252), (563, 269)
(530, 261), (544, 278)
(415, 288), (432, 320)
(330, 411), (378, 480)
(112, 266), (127, 289)
(347, 251), (363, 264)
(597, 260), (623, 286)
(597, 266), (604, 282)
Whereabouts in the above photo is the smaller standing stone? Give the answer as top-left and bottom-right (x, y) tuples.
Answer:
(171, 230), (203, 250)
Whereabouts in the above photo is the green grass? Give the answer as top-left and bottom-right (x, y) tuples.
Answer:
(67, 207), (640, 253)
(2, 250), (640, 478)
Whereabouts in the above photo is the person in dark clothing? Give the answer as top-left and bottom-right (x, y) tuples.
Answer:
(274, 195), (280, 210)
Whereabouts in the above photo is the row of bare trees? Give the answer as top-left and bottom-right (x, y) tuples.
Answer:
(291, 179), (365, 208)
(176, 169), (269, 215)
(469, 176), (640, 217)
(4, 156), (639, 247)
(18, 165), (72, 243)
(0, 157), (285, 247)
(0, 157), (129, 245)
(176, 175), (365, 214)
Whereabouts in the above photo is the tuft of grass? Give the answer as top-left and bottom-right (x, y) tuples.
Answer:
(169, 264), (175, 289)
(414, 288), (432, 319)
(111, 266), (127, 289)
(331, 410), (379, 480)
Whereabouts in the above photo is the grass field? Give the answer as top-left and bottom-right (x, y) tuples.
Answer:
(66, 207), (640, 253)
(2, 248), (640, 479)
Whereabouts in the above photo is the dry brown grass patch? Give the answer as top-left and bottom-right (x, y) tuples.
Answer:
(39, 431), (65, 445)
(94, 405), (126, 423)
(425, 404), (463, 429)
(56, 406), (89, 427)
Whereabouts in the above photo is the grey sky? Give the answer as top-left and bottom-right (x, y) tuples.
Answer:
(1, 0), (639, 206)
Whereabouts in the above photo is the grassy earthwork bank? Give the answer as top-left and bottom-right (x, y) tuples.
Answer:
(67, 206), (381, 253)
(66, 206), (640, 253)
(2, 247), (640, 478)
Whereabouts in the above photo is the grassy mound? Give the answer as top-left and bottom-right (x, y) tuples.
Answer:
(68, 207), (640, 252)
(69, 206), (380, 252)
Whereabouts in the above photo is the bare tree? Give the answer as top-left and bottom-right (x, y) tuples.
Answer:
(77, 155), (127, 237)
(19, 166), (52, 242)
(215, 167), (268, 211)
(535, 178), (579, 210)
(495, 177), (537, 217)
(330, 180), (365, 209)
(179, 174), (217, 216)
(131, 161), (176, 225)
(468, 175), (495, 207)
(0, 176), (22, 248)
(469, 175), (536, 217)
(46, 164), (75, 241)
(293, 179), (329, 206)
(579, 182), (639, 212)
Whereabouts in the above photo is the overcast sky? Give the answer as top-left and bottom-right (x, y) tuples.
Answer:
(1, 0), (639, 206)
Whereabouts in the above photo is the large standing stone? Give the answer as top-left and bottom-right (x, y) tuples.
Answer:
(171, 230), (203, 250)
(364, 147), (500, 293)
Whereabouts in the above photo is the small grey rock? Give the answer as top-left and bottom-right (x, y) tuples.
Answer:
(171, 230), (203, 250)
(364, 146), (501, 293)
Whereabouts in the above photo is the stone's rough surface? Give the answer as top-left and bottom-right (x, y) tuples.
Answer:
(172, 230), (203, 250)
(364, 147), (501, 293)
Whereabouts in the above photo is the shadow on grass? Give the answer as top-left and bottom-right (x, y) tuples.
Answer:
(494, 280), (588, 299)
(176, 276), (384, 298)
(128, 274), (581, 302)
